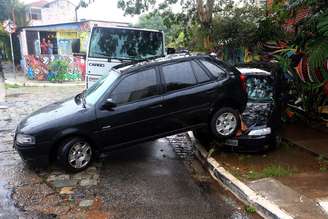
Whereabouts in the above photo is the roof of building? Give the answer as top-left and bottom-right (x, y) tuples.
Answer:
(18, 20), (130, 32)
(26, 0), (75, 8)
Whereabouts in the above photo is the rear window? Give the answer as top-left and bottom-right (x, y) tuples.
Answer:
(247, 76), (273, 102)
(200, 60), (226, 80)
(191, 61), (211, 83)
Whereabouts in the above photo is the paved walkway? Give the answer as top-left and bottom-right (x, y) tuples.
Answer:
(282, 123), (328, 159)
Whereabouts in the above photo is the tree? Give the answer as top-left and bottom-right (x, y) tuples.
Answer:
(75, 0), (94, 21)
(136, 12), (186, 48)
(118, 0), (233, 50)
(212, 4), (264, 49)
(137, 12), (168, 31)
(0, 0), (26, 26)
(289, 0), (328, 79)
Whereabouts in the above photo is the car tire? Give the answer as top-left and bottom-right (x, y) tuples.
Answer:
(210, 107), (240, 139)
(57, 137), (93, 172)
(192, 128), (215, 147)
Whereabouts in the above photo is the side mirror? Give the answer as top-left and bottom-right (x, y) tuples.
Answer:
(102, 98), (117, 110)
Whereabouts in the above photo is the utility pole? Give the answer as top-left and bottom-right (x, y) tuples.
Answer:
(2, 19), (16, 80)
(9, 32), (16, 79)
(0, 56), (7, 109)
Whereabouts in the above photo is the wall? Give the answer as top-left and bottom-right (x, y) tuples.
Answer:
(25, 54), (86, 81)
(28, 0), (76, 26)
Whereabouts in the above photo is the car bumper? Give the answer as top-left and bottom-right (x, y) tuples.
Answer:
(14, 141), (52, 166)
(224, 134), (276, 152)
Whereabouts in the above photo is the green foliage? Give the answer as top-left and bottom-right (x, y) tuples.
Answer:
(49, 60), (69, 82)
(137, 12), (181, 47)
(306, 39), (328, 80)
(212, 5), (265, 48)
(5, 83), (19, 89)
(246, 165), (293, 180)
(118, 0), (157, 15)
(318, 155), (328, 172)
(0, 0), (27, 26)
(245, 206), (256, 214)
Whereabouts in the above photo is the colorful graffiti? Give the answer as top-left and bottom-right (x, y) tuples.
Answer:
(25, 55), (86, 81)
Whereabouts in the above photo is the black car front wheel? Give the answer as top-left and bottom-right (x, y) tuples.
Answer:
(210, 107), (240, 138)
(57, 137), (93, 172)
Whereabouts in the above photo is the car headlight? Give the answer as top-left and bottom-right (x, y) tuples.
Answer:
(16, 134), (36, 145)
(248, 127), (271, 136)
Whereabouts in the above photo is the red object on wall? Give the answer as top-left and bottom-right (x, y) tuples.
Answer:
(324, 81), (328, 96)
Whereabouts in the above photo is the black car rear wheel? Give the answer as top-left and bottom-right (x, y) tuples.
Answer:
(57, 137), (93, 172)
(210, 107), (240, 138)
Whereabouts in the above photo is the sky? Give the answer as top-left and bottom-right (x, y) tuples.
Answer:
(21, 0), (245, 25)
(21, 0), (141, 24)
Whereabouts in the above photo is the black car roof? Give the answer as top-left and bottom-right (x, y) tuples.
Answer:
(113, 54), (215, 74)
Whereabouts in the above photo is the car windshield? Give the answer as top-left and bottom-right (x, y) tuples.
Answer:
(89, 27), (164, 61)
(246, 75), (273, 102)
(85, 70), (120, 105)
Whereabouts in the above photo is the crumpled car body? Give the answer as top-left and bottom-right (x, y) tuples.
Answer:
(224, 67), (282, 151)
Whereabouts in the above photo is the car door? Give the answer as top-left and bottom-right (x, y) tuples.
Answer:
(159, 60), (218, 132)
(95, 67), (164, 149)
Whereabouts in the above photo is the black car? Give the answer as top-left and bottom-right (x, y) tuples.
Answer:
(14, 55), (247, 172)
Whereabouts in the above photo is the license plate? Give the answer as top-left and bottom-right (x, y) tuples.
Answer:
(225, 139), (238, 146)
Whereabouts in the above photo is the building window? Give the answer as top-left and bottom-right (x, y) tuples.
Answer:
(30, 8), (42, 20)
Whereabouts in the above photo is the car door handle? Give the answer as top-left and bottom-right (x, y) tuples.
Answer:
(149, 104), (163, 109)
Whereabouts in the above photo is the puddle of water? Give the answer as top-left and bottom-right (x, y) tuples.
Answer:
(0, 180), (21, 218)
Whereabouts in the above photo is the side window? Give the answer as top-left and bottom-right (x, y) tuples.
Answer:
(162, 62), (197, 92)
(110, 68), (158, 105)
(200, 60), (227, 80)
(191, 61), (211, 83)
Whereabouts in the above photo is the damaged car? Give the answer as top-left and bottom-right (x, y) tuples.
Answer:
(193, 64), (283, 152)
(223, 67), (282, 151)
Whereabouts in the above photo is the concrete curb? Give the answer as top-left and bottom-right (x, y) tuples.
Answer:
(5, 80), (85, 87)
(188, 132), (294, 219)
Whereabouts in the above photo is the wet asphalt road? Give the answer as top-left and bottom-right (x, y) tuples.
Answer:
(97, 137), (251, 219)
(0, 86), (258, 218)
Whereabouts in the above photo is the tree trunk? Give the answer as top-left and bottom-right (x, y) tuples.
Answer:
(196, 0), (215, 50)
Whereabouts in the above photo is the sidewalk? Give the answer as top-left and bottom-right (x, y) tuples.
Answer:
(282, 123), (328, 159)
(191, 123), (328, 219)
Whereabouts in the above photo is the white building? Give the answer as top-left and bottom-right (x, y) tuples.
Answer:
(25, 0), (76, 26)
(256, 0), (268, 7)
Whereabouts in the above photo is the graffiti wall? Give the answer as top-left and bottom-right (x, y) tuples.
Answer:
(25, 54), (86, 81)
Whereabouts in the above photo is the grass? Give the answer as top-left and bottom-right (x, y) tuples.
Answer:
(245, 205), (256, 213)
(246, 164), (294, 180)
(317, 155), (328, 172)
(5, 83), (20, 89)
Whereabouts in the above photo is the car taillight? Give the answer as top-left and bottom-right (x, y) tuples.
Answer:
(240, 74), (247, 92)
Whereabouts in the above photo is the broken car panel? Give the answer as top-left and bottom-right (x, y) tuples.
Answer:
(224, 66), (282, 151)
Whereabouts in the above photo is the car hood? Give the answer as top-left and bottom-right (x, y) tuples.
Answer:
(18, 96), (83, 133)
